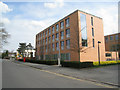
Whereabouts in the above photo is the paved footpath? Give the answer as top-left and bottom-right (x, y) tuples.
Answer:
(13, 60), (119, 88)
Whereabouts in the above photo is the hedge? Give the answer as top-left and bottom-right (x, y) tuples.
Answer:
(18, 59), (120, 68)
(61, 61), (93, 68)
(18, 59), (58, 65)
(93, 60), (120, 66)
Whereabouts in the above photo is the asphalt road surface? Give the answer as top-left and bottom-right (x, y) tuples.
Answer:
(2, 59), (117, 88)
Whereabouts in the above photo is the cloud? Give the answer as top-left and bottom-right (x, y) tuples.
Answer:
(0, 2), (12, 26)
(95, 6), (118, 35)
(44, 0), (64, 8)
(2, 17), (10, 24)
(3, 18), (56, 51)
(79, 4), (118, 35)
(0, 2), (12, 14)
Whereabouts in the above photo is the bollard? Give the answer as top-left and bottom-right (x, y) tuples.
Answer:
(23, 57), (25, 62)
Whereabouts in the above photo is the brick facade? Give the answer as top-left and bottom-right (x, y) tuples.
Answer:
(36, 10), (106, 62)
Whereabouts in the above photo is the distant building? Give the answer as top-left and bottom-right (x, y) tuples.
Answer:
(36, 10), (105, 62)
(25, 43), (35, 58)
(17, 43), (35, 59)
(104, 33), (120, 60)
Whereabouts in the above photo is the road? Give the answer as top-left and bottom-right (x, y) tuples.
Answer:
(2, 59), (117, 88)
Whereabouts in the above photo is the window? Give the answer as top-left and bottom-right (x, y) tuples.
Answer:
(92, 28), (94, 37)
(45, 46), (47, 52)
(60, 21), (64, 29)
(56, 42), (59, 51)
(38, 41), (40, 46)
(110, 36), (113, 41)
(66, 53), (70, 60)
(41, 40), (42, 45)
(105, 37), (108, 42)
(61, 53), (66, 60)
(46, 30), (47, 36)
(61, 31), (64, 39)
(56, 24), (59, 31)
(52, 26), (54, 33)
(53, 54), (58, 60)
(52, 35), (54, 42)
(45, 55), (49, 60)
(48, 44), (51, 51)
(110, 45), (116, 51)
(38, 34), (40, 40)
(66, 39), (70, 49)
(56, 33), (59, 41)
(49, 28), (51, 35)
(66, 29), (70, 38)
(91, 17), (93, 26)
(106, 53), (111, 57)
(48, 36), (51, 43)
(45, 37), (47, 44)
(61, 41), (64, 50)
(41, 33), (42, 39)
(93, 39), (95, 47)
(115, 35), (118, 40)
(43, 46), (44, 53)
(52, 43), (55, 51)
(65, 18), (69, 27)
(61, 53), (70, 60)
(43, 39), (45, 44)
(80, 13), (87, 47)
(43, 32), (45, 37)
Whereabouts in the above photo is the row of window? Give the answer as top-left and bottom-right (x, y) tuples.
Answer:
(37, 18), (70, 40)
(39, 39), (70, 53)
(105, 34), (119, 42)
(40, 53), (70, 60)
(37, 29), (70, 45)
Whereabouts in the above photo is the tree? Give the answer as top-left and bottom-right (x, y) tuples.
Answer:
(70, 14), (92, 62)
(2, 50), (9, 59)
(0, 23), (10, 49)
(17, 43), (26, 57)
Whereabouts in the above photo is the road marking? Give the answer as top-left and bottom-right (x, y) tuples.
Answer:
(39, 69), (114, 88)
(14, 61), (116, 88)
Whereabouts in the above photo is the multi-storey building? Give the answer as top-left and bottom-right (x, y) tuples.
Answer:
(105, 33), (120, 60)
(36, 10), (105, 62)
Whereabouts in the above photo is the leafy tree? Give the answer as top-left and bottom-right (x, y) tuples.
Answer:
(17, 43), (26, 57)
(2, 50), (9, 59)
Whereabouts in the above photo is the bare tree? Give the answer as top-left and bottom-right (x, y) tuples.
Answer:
(70, 24), (92, 62)
(0, 23), (10, 49)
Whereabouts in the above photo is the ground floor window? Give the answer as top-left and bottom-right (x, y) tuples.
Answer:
(61, 53), (70, 60)
(39, 53), (70, 60)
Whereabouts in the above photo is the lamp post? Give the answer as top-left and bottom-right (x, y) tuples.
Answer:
(98, 41), (101, 65)
(58, 39), (61, 66)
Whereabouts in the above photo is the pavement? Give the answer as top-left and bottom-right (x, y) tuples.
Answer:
(13, 60), (119, 88)
(2, 59), (116, 88)
(0, 59), (2, 90)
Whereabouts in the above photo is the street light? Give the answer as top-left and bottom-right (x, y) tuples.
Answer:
(58, 40), (61, 66)
(98, 41), (101, 65)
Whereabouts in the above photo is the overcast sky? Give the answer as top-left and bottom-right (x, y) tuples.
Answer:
(0, 0), (119, 52)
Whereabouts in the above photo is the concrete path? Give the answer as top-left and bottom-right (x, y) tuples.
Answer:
(14, 60), (119, 87)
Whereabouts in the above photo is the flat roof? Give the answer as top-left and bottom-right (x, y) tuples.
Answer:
(37, 9), (102, 35)
(104, 32), (120, 37)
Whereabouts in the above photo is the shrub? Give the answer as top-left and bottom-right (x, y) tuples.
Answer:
(93, 60), (120, 66)
(61, 61), (93, 68)
(18, 59), (58, 65)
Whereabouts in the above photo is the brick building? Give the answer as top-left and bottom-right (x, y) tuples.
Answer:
(105, 33), (120, 60)
(36, 10), (106, 62)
